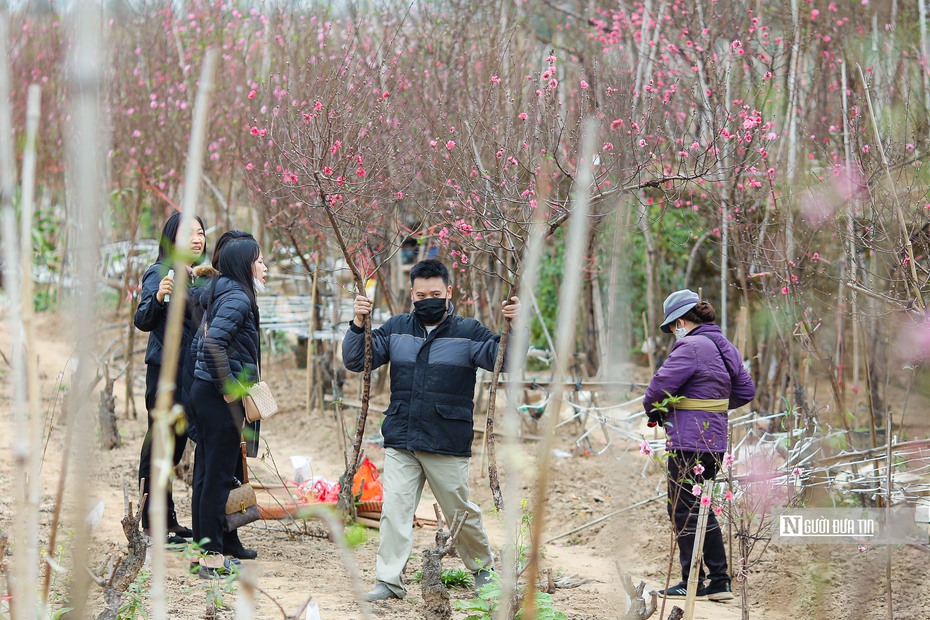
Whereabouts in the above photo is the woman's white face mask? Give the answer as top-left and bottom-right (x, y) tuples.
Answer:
(674, 321), (688, 340)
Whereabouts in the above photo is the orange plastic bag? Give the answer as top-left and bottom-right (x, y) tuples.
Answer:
(352, 457), (384, 502)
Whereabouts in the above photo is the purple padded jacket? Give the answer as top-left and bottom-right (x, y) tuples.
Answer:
(644, 323), (755, 453)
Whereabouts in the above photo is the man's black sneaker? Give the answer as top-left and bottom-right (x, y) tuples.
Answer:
(654, 581), (706, 600)
(697, 580), (734, 601)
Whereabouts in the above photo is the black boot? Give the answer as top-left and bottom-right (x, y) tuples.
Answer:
(223, 531), (257, 560)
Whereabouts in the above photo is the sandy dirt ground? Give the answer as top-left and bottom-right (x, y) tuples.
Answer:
(2, 311), (929, 619)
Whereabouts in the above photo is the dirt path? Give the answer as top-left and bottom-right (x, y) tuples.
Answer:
(0, 311), (800, 619)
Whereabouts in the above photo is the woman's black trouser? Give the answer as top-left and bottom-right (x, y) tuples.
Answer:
(190, 378), (245, 554)
(138, 363), (189, 530)
(667, 451), (729, 585)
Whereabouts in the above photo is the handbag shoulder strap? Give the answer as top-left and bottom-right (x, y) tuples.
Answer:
(240, 440), (249, 484)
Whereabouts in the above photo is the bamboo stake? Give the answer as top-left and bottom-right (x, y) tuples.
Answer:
(62, 2), (105, 614)
(523, 118), (597, 620)
(311, 263), (323, 414)
(236, 565), (257, 620)
(719, 62), (732, 337)
(306, 267), (316, 418)
(0, 16), (32, 620)
(545, 494), (665, 545)
(148, 49), (219, 620)
(683, 484), (711, 620)
(884, 400), (894, 620)
(20, 83), (43, 620)
(920, 0), (930, 142)
(684, 480), (714, 620)
(493, 181), (549, 620)
(840, 61), (861, 397)
(642, 312), (655, 375)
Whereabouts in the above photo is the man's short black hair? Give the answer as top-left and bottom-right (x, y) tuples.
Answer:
(410, 259), (449, 287)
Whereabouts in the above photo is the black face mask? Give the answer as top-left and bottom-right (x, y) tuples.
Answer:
(413, 298), (448, 325)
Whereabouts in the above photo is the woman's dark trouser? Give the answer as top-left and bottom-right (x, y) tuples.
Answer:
(191, 425), (245, 551)
(190, 378), (244, 554)
(667, 451), (729, 585)
(138, 363), (189, 529)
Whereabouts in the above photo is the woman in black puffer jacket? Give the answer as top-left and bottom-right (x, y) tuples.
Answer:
(184, 231), (261, 564)
(190, 236), (266, 576)
(134, 212), (207, 543)
(182, 230), (255, 429)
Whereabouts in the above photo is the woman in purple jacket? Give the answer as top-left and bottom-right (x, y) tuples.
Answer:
(646, 289), (755, 602)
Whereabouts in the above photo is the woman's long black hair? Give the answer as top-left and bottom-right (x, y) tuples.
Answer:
(212, 230), (253, 266)
(213, 236), (261, 327)
(157, 212), (207, 265)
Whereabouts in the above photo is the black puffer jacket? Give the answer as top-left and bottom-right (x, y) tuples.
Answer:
(193, 276), (261, 392)
(134, 262), (198, 368)
(342, 305), (525, 456)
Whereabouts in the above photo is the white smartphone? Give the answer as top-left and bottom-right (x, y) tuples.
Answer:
(165, 269), (174, 303)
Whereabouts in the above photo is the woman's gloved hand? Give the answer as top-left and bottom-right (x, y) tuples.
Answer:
(646, 410), (666, 428)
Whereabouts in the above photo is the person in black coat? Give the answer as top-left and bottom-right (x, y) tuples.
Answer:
(182, 230), (256, 426)
(189, 236), (267, 576)
(134, 212), (207, 542)
(184, 230), (261, 565)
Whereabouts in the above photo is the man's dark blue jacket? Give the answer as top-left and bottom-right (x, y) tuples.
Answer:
(342, 305), (524, 457)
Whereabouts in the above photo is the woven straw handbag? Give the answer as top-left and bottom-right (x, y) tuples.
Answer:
(243, 380), (278, 423)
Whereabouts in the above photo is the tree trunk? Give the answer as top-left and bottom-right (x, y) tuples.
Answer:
(420, 505), (466, 620)
(96, 488), (148, 620)
(420, 548), (453, 620)
(98, 364), (121, 450)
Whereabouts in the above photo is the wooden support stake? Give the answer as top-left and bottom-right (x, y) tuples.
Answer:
(683, 483), (711, 620)
(19, 83), (43, 620)
(0, 15), (32, 620)
(642, 312), (655, 374)
(60, 3), (105, 614)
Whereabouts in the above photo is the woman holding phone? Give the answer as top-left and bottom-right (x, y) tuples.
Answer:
(134, 212), (207, 543)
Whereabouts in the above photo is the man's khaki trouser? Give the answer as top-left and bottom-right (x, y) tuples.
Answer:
(376, 448), (494, 597)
